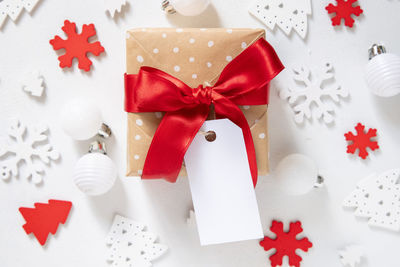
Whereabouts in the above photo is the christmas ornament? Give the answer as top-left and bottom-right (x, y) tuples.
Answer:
(105, 0), (127, 18)
(339, 245), (363, 267)
(49, 20), (105, 72)
(60, 97), (111, 140)
(162, 0), (210, 16)
(325, 0), (363, 28)
(21, 70), (45, 97)
(0, 119), (59, 184)
(73, 141), (117, 196)
(365, 44), (400, 97)
(260, 220), (312, 267)
(274, 154), (324, 195)
(345, 123), (379, 159)
(280, 63), (348, 124)
(249, 0), (312, 39)
(19, 199), (72, 246)
(0, 0), (41, 29)
(105, 214), (168, 267)
(343, 169), (400, 231)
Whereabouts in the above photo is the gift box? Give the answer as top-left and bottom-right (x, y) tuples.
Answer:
(125, 28), (279, 178)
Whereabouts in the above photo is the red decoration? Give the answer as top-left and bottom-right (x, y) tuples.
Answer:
(19, 199), (72, 246)
(259, 220), (312, 267)
(50, 20), (105, 72)
(125, 38), (284, 186)
(345, 123), (379, 159)
(325, 0), (363, 28)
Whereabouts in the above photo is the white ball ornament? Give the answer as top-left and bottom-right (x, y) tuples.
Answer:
(162, 0), (210, 16)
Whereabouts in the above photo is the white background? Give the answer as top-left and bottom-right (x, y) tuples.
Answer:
(1, 0), (400, 266)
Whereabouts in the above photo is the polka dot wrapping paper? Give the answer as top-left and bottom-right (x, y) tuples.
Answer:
(125, 28), (270, 177)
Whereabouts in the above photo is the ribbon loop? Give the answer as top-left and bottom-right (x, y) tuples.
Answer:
(192, 85), (213, 105)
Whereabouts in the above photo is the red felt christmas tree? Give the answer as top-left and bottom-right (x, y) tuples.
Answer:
(19, 199), (72, 245)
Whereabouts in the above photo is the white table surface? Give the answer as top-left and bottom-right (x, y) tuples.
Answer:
(1, 0), (400, 266)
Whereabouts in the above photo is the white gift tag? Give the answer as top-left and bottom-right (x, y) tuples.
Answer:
(184, 119), (263, 245)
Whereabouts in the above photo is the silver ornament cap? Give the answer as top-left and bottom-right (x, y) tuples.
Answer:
(369, 44), (387, 60)
(89, 140), (107, 154)
(162, 0), (176, 14)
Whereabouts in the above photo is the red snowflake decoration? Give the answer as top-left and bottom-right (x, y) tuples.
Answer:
(325, 0), (363, 28)
(259, 221), (313, 267)
(345, 123), (379, 159)
(50, 20), (105, 72)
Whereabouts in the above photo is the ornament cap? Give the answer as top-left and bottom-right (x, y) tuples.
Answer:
(369, 44), (387, 60)
(98, 123), (112, 139)
(162, 0), (176, 14)
(89, 141), (107, 154)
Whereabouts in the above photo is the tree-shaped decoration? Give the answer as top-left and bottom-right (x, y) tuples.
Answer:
(19, 199), (72, 245)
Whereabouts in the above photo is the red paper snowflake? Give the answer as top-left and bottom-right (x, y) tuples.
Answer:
(260, 221), (313, 267)
(345, 123), (379, 159)
(325, 0), (363, 28)
(50, 20), (105, 72)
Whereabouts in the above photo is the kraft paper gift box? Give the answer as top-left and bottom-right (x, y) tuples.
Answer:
(125, 28), (270, 177)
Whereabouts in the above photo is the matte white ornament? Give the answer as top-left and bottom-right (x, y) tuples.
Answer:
(249, 0), (312, 39)
(280, 63), (348, 124)
(0, 119), (59, 184)
(21, 70), (45, 97)
(274, 154), (323, 195)
(105, 0), (127, 18)
(162, 0), (210, 16)
(365, 44), (400, 97)
(339, 245), (363, 267)
(105, 214), (168, 267)
(0, 0), (41, 29)
(343, 169), (400, 231)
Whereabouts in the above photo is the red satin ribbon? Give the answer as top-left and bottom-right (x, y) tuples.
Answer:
(125, 38), (284, 186)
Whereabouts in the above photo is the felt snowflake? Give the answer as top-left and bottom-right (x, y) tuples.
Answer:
(280, 63), (348, 124)
(105, 214), (168, 267)
(0, 0), (41, 29)
(343, 169), (400, 231)
(21, 70), (45, 97)
(345, 123), (379, 159)
(339, 245), (363, 267)
(259, 220), (312, 267)
(105, 0), (127, 18)
(0, 119), (59, 184)
(325, 0), (363, 28)
(49, 20), (105, 72)
(249, 0), (312, 39)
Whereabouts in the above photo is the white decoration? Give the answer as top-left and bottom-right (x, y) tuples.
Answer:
(21, 70), (45, 97)
(168, 0), (210, 16)
(339, 245), (363, 267)
(105, 0), (127, 18)
(343, 169), (400, 231)
(0, 119), (59, 184)
(187, 210), (196, 225)
(0, 0), (40, 29)
(249, 0), (312, 39)
(106, 215), (168, 267)
(280, 63), (348, 124)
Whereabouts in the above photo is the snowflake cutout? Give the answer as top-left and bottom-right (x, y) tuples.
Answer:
(0, 0), (41, 29)
(105, 214), (168, 267)
(105, 0), (127, 18)
(249, 0), (312, 39)
(344, 169), (400, 231)
(259, 220), (312, 267)
(345, 123), (379, 159)
(280, 63), (348, 124)
(325, 0), (363, 28)
(21, 70), (45, 97)
(338, 245), (363, 267)
(0, 119), (59, 184)
(49, 20), (105, 72)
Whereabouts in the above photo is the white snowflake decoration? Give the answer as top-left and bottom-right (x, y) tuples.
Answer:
(21, 70), (45, 97)
(0, 119), (59, 184)
(106, 214), (168, 267)
(343, 169), (400, 231)
(0, 0), (41, 29)
(105, 0), (127, 18)
(280, 63), (348, 124)
(249, 0), (312, 39)
(186, 210), (196, 225)
(339, 245), (363, 267)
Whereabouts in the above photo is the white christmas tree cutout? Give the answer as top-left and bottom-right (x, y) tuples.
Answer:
(106, 215), (168, 267)
(249, 0), (312, 39)
(339, 245), (363, 267)
(0, 0), (41, 29)
(343, 169), (400, 231)
(105, 0), (127, 18)
(21, 70), (45, 97)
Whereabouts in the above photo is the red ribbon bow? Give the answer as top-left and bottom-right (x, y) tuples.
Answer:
(125, 38), (284, 186)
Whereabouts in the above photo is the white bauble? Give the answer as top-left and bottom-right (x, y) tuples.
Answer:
(73, 153), (117, 196)
(170, 0), (210, 16)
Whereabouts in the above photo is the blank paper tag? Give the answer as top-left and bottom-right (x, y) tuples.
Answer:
(184, 119), (263, 246)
